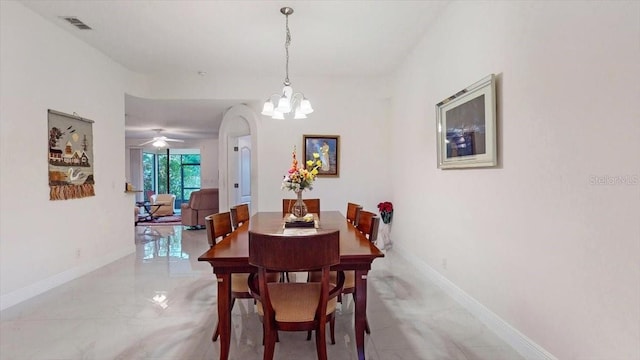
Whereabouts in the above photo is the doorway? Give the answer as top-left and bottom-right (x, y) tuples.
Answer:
(218, 104), (259, 212)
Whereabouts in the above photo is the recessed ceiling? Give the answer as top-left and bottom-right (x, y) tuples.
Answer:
(20, 0), (447, 140)
(124, 95), (245, 141)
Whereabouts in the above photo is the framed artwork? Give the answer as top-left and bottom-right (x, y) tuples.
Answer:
(48, 109), (96, 200)
(436, 74), (497, 169)
(303, 135), (340, 177)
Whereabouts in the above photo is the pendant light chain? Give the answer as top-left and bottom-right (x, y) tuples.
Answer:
(284, 13), (291, 86)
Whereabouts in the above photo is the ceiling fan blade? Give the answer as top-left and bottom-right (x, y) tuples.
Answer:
(163, 138), (184, 142)
(138, 139), (155, 146)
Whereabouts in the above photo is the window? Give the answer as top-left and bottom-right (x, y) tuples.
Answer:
(142, 153), (156, 201)
(142, 149), (201, 209)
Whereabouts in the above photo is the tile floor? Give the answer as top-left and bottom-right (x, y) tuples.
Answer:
(0, 225), (524, 360)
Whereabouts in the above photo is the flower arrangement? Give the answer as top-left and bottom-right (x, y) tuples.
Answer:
(282, 146), (322, 192)
(377, 201), (393, 224)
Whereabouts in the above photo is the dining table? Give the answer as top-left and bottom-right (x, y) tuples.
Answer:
(198, 210), (385, 360)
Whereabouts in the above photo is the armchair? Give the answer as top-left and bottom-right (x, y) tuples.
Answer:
(149, 194), (176, 217)
(181, 188), (219, 228)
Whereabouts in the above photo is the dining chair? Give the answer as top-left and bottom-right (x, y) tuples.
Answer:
(346, 202), (362, 226)
(230, 203), (250, 229)
(205, 211), (252, 342)
(356, 210), (380, 243)
(310, 209), (379, 334)
(282, 198), (320, 216)
(248, 230), (345, 360)
(205, 212), (233, 248)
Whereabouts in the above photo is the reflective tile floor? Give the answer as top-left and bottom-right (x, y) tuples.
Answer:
(0, 225), (524, 360)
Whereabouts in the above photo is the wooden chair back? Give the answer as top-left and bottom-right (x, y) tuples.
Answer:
(346, 202), (362, 226)
(356, 210), (380, 243)
(230, 203), (250, 229)
(249, 230), (340, 272)
(204, 212), (233, 247)
(248, 230), (343, 359)
(282, 198), (321, 216)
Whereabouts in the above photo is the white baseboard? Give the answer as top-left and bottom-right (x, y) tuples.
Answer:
(393, 244), (557, 360)
(0, 245), (134, 311)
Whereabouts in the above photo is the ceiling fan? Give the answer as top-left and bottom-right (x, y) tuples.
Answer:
(137, 129), (184, 148)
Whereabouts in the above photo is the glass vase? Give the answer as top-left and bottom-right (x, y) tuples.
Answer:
(381, 211), (393, 224)
(290, 190), (308, 218)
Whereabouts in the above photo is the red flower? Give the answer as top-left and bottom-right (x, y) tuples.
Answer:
(377, 201), (393, 213)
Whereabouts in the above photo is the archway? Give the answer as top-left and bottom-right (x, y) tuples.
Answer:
(218, 104), (259, 212)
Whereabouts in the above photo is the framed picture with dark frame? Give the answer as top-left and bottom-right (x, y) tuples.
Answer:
(436, 74), (497, 169)
(303, 135), (340, 177)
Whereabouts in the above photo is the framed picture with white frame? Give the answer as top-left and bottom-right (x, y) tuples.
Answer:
(436, 74), (497, 169)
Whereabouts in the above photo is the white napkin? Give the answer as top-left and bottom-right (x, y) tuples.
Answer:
(282, 228), (318, 236)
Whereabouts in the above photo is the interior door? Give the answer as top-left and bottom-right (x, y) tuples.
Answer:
(237, 135), (252, 205)
(228, 135), (252, 207)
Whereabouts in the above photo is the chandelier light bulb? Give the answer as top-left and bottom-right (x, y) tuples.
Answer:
(276, 96), (292, 113)
(261, 100), (274, 116)
(294, 107), (307, 119)
(299, 98), (314, 115)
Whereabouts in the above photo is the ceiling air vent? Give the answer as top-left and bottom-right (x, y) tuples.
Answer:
(60, 16), (92, 30)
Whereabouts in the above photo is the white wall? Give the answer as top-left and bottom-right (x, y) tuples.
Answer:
(255, 80), (392, 213)
(0, 2), (137, 309)
(195, 138), (220, 189)
(389, 2), (640, 359)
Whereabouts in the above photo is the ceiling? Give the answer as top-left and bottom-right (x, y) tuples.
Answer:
(124, 95), (244, 141)
(21, 0), (447, 142)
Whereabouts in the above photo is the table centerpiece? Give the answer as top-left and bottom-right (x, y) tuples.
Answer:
(282, 146), (322, 218)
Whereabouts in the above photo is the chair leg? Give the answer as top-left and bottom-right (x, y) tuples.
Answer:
(212, 322), (220, 342)
(330, 316), (336, 345)
(264, 325), (280, 345)
(307, 316), (336, 344)
(315, 324), (328, 360)
(264, 328), (277, 360)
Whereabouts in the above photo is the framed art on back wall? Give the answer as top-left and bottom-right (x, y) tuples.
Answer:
(436, 74), (497, 169)
(303, 135), (340, 177)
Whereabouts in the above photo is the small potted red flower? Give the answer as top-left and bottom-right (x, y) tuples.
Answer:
(377, 201), (393, 224)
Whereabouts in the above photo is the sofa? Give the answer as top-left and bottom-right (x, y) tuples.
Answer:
(181, 188), (219, 228)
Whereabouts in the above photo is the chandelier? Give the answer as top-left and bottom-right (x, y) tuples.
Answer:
(261, 7), (313, 120)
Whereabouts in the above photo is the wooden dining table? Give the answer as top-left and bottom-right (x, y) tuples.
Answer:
(198, 211), (385, 360)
